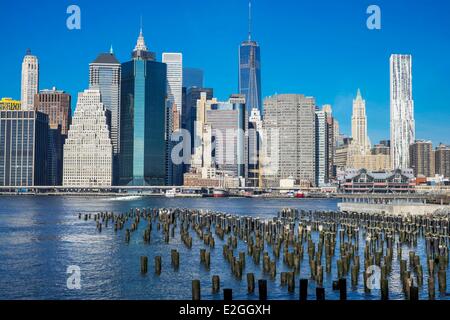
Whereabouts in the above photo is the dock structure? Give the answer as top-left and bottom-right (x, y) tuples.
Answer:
(1, 185), (449, 204)
(79, 206), (450, 300)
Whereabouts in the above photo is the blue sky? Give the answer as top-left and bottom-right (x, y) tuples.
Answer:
(0, 0), (449, 145)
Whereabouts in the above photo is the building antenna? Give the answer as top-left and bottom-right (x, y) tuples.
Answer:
(248, 0), (252, 41)
(140, 15), (143, 33)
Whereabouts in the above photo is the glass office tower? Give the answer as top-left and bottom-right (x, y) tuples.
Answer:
(239, 41), (261, 114)
(0, 110), (48, 186)
(238, 1), (262, 114)
(119, 29), (167, 186)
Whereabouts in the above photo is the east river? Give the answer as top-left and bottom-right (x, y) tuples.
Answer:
(0, 196), (448, 300)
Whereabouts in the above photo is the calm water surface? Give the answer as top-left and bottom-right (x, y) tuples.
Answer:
(0, 196), (448, 300)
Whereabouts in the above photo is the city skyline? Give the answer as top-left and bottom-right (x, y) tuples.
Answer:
(0, 0), (449, 145)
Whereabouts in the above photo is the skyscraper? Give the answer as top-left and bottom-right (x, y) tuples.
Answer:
(34, 87), (72, 135)
(34, 87), (72, 185)
(390, 54), (415, 170)
(262, 94), (316, 187)
(239, 0), (262, 114)
(435, 144), (450, 178)
(163, 53), (183, 116)
(409, 140), (435, 177)
(351, 89), (370, 155)
(322, 104), (335, 180)
(205, 94), (248, 180)
(183, 68), (204, 89)
(63, 89), (113, 187)
(0, 110), (48, 186)
(248, 107), (262, 187)
(183, 87), (214, 156)
(89, 49), (121, 155)
(315, 110), (328, 186)
(119, 28), (167, 186)
(21, 49), (39, 110)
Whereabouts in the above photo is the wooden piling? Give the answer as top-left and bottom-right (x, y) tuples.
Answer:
(223, 288), (233, 301)
(258, 279), (267, 300)
(287, 272), (295, 293)
(316, 287), (325, 300)
(247, 273), (255, 293)
(428, 276), (435, 300)
(438, 269), (446, 293)
(299, 279), (308, 300)
(155, 256), (162, 275)
(338, 278), (347, 300)
(192, 280), (201, 300)
(140, 256), (148, 274)
(212, 275), (220, 294)
(381, 279), (389, 300)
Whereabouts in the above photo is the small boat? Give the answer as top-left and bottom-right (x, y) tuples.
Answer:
(165, 189), (176, 198)
(295, 191), (305, 198)
(213, 189), (228, 198)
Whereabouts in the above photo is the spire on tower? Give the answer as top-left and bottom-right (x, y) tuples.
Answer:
(132, 17), (155, 61)
(248, 0), (252, 41)
(356, 88), (362, 99)
(110, 45), (114, 54)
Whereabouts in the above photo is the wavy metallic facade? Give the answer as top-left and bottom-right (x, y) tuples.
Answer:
(390, 54), (415, 170)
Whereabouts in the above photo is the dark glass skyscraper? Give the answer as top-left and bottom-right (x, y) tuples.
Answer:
(119, 29), (167, 186)
(183, 68), (204, 89)
(239, 1), (262, 114)
(0, 110), (48, 186)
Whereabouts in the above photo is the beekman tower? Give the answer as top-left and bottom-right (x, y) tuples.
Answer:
(239, 0), (262, 115)
(390, 54), (415, 170)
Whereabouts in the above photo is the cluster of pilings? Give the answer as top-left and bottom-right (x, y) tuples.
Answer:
(78, 207), (450, 300)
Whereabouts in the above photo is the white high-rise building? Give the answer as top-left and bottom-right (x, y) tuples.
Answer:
(315, 110), (328, 186)
(162, 53), (183, 115)
(262, 94), (316, 187)
(21, 49), (39, 110)
(192, 92), (216, 171)
(63, 89), (113, 187)
(390, 54), (415, 169)
(351, 89), (371, 155)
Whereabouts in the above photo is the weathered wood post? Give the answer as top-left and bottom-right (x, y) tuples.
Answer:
(338, 278), (347, 300)
(155, 256), (162, 275)
(212, 275), (220, 294)
(316, 287), (325, 300)
(258, 279), (267, 300)
(171, 249), (179, 269)
(438, 269), (447, 294)
(287, 272), (295, 293)
(299, 279), (308, 300)
(140, 256), (148, 274)
(428, 276), (435, 300)
(247, 273), (255, 293)
(205, 251), (211, 269)
(200, 248), (206, 263)
(223, 288), (233, 301)
(381, 279), (389, 300)
(410, 286), (419, 301)
(192, 280), (201, 300)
